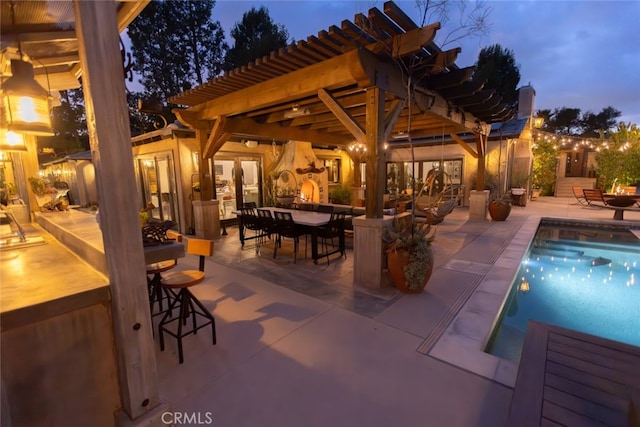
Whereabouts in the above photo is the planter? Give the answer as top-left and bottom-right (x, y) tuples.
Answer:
(276, 196), (295, 207)
(488, 200), (511, 221)
(387, 247), (434, 293)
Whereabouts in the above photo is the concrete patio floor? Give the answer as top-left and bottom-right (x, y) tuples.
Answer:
(154, 197), (640, 427)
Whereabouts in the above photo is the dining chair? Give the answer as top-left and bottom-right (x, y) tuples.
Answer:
(316, 204), (334, 213)
(256, 209), (277, 247)
(273, 211), (308, 263)
(317, 211), (346, 265)
(240, 207), (262, 249)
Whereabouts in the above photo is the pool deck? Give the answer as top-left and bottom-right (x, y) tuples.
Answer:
(155, 197), (639, 427)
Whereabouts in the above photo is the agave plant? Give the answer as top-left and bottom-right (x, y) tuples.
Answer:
(383, 215), (436, 291)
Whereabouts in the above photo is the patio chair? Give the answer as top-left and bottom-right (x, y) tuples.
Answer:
(317, 211), (346, 265)
(256, 209), (277, 247)
(582, 188), (607, 207)
(240, 207), (263, 250)
(572, 186), (588, 206)
(273, 211), (308, 263)
(316, 204), (334, 213)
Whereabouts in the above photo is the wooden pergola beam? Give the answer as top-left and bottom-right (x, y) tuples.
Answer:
(318, 88), (366, 143)
(222, 117), (353, 146)
(366, 22), (441, 58)
(202, 116), (227, 158)
(450, 133), (478, 158)
(383, 98), (405, 140)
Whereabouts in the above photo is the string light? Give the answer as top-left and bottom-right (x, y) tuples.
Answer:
(533, 129), (635, 152)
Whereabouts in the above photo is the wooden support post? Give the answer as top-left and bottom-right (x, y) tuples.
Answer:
(197, 129), (214, 201)
(365, 86), (386, 218)
(475, 133), (486, 190)
(73, 0), (160, 421)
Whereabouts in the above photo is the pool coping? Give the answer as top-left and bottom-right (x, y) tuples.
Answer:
(426, 215), (640, 388)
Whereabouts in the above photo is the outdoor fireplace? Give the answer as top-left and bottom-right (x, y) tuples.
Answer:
(272, 141), (328, 204)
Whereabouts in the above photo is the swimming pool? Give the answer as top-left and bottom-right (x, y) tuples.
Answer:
(487, 219), (640, 363)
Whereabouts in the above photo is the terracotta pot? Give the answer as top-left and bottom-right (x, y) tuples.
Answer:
(488, 200), (511, 221)
(387, 247), (434, 293)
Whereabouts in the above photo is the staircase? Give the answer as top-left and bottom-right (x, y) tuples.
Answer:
(555, 177), (596, 198)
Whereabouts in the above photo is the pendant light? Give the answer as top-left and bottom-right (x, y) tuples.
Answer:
(1, 2), (54, 137)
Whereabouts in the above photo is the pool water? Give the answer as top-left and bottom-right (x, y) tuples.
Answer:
(487, 220), (640, 364)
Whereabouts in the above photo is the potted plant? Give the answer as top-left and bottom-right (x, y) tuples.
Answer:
(328, 184), (352, 205)
(275, 187), (297, 206)
(383, 214), (435, 293)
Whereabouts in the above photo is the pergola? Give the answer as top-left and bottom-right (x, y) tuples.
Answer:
(169, 1), (514, 218)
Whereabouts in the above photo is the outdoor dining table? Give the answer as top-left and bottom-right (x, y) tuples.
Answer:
(235, 207), (342, 264)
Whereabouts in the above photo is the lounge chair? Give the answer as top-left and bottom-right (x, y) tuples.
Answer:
(582, 188), (607, 207)
(572, 186), (588, 206)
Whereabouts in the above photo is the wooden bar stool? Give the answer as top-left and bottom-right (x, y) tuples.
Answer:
(158, 238), (216, 364)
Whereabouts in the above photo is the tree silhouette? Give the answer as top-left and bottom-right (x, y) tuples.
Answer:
(223, 6), (289, 71)
(472, 44), (521, 107)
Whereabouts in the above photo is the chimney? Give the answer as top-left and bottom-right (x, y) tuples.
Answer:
(517, 85), (536, 120)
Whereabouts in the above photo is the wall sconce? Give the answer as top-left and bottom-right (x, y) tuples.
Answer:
(533, 117), (544, 129)
(0, 127), (26, 151)
(284, 104), (310, 118)
(1, 3), (54, 136)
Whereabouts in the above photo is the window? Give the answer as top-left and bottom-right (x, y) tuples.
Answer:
(322, 158), (341, 183)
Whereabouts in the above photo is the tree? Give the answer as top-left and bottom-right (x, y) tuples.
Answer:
(223, 6), (289, 71)
(531, 136), (559, 196)
(595, 122), (640, 190)
(580, 106), (621, 138)
(472, 44), (521, 106)
(39, 88), (88, 156)
(128, 0), (227, 102)
(180, 0), (227, 85)
(545, 107), (582, 135)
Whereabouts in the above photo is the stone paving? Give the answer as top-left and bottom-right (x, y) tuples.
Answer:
(155, 197), (639, 427)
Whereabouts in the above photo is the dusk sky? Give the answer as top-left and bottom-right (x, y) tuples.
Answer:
(130, 1), (640, 125)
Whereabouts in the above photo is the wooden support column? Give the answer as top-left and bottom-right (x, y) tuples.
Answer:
(197, 129), (214, 201)
(469, 132), (489, 220)
(194, 129), (220, 239)
(19, 135), (41, 218)
(475, 133), (486, 190)
(74, 0), (162, 423)
(353, 86), (388, 289)
(365, 86), (386, 218)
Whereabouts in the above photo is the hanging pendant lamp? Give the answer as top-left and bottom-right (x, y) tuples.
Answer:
(2, 58), (54, 136)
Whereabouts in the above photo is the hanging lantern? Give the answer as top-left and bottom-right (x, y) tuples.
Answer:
(2, 59), (54, 136)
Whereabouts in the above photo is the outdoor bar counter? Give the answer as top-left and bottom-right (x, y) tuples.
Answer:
(1, 218), (119, 427)
(1, 209), (184, 426)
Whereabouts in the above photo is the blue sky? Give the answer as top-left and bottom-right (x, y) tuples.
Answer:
(129, 1), (640, 125)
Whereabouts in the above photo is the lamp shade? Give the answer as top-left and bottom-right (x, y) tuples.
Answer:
(2, 59), (53, 136)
